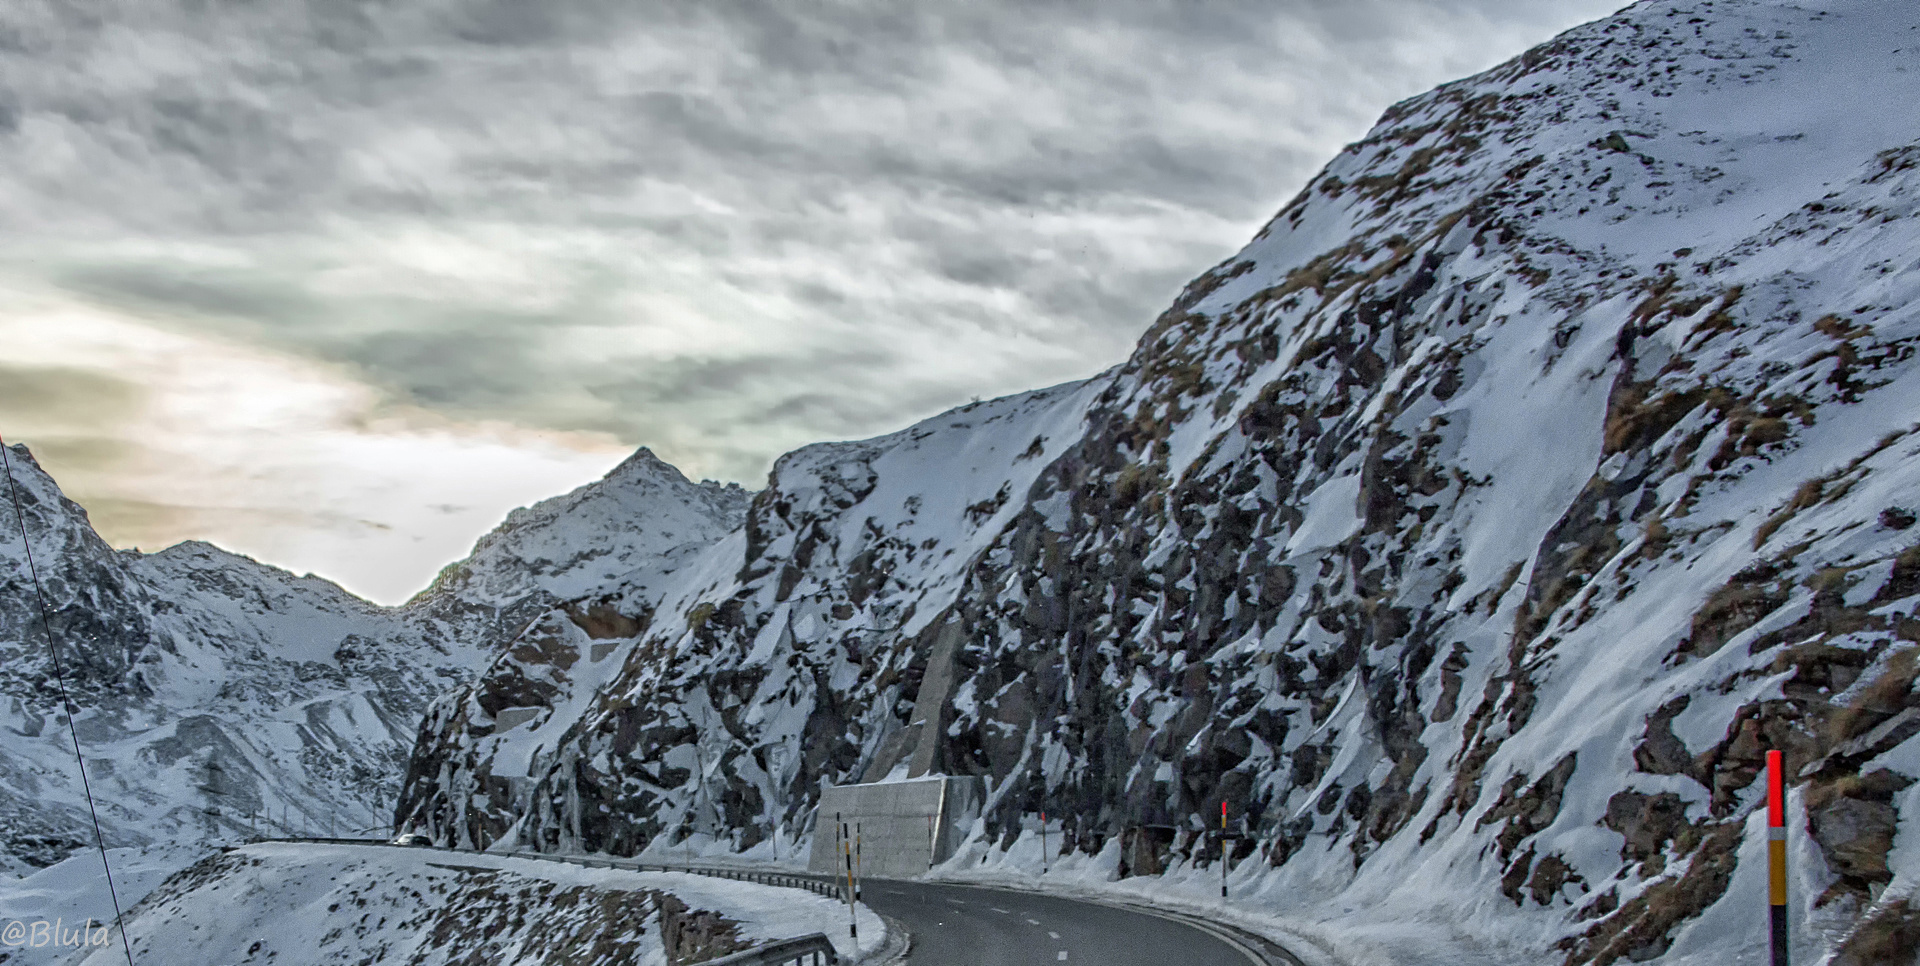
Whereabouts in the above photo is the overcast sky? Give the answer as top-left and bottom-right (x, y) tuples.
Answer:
(0, 0), (1628, 604)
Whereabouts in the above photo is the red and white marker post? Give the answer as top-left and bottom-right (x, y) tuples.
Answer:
(1767, 749), (1788, 966)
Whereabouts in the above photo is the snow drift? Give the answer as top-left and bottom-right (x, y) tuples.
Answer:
(64, 843), (877, 966)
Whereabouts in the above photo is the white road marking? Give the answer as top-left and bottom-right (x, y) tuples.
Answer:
(1048, 931), (1060, 939)
(1057, 952), (1069, 961)
(1026, 918), (1041, 925)
(991, 907), (1011, 914)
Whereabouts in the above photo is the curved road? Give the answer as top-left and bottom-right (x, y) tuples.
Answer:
(859, 879), (1258, 966)
(271, 839), (1266, 964)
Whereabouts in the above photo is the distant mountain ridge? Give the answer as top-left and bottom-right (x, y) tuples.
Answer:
(0, 442), (748, 875)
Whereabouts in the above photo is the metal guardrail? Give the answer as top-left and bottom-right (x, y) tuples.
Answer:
(263, 840), (842, 898)
(637, 864), (841, 900)
(697, 931), (839, 966)
(260, 839), (852, 962)
(507, 851), (843, 899)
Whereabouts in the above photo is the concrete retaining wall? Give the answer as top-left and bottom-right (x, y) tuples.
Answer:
(807, 776), (983, 877)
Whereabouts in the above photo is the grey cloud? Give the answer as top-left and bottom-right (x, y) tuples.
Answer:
(345, 326), (551, 410)
(2, 0), (1629, 484)
(23, 436), (135, 474)
(61, 495), (195, 551)
(0, 366), (146, 502)
(0, 364), (145, 428)
(55, 265), (328, 338)
(593, 351), (891, 407)
(0, 365), (279, 557)
(0, 365), (155, 538)
(67, 495), (349, 556)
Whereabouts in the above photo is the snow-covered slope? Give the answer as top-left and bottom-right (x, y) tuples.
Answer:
(0, 843), (206, 964)
(0, 444), (437, 872)
(0, 444), (748, 876)
(398, 381), (1101, 855)
(399, 2), (1920, 963)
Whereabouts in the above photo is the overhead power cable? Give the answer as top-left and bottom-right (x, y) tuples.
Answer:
(1, 437), (138, 966)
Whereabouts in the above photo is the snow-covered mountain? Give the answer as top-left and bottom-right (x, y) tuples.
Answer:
(0, 443), (747, 876)
(397, 2), (1920, 962)
(398, 381), (1102, 854)
(409, 447), (751, 616)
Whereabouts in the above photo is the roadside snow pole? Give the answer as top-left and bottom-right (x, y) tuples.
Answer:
(927, 814), (936, 871)
(855, 822), (862, 901)
(1040, 810), (1048, 874)
(843, 820), (858, 941)
(1221, 801), (1229, 899)
(1768, 750), (1788, 966)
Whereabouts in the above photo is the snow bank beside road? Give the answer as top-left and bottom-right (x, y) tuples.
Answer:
(0, 844), (206, 966)
(66, 843), (880, 966)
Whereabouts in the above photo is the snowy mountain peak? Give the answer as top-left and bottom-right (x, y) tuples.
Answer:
(0, 443), (113, 561)
(410, 446), (752, 613)
(142, 539), (368, 604)
(602, 445), (715, 488)
(0, 445), (437, 870)
(1, 438), (754, 876)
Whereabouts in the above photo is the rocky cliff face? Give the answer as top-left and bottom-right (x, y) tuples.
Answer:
(0, 444), (747, 875)
(395, 0), (1918, 960)
(396, 381), (1105, 855)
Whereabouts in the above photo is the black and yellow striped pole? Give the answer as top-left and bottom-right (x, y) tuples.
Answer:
(1766, 750), (1788, 965)
(842, 819), (858, 941)
(1040, 810), (1048, 875)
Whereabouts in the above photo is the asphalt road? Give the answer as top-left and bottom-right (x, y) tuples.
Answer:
(268, 840), (1264, 965)
(859, 879), (1258, 966)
